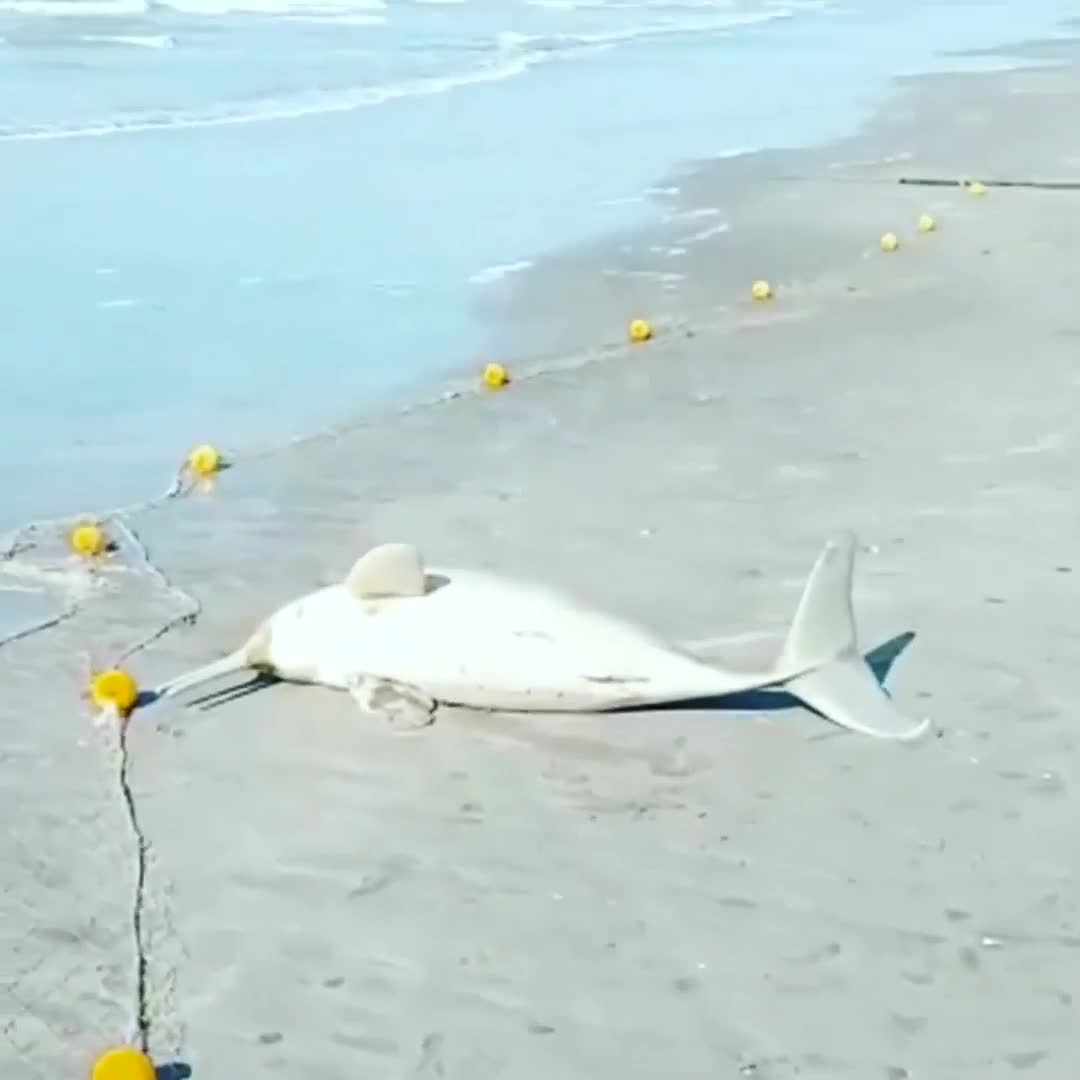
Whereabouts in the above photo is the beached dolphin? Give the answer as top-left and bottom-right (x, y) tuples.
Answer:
(153, 533), (929, 740)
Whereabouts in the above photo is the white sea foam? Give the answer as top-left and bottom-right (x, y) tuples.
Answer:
(0, 0), (145, 14)
(0, 557), (97, 602)
(623, 268), (685, 284)
(499, 7), (791, 52)
(80, 32), (175, 46)
(468, 260), (533, 286)
(524, 0), (774, 9)
(279, 11), (383, 21)
(598, 192), (647, 207)
(164, 0), (384, 14)
(680, 221), (729, 243)
(829, 150), (913, 170)
(664, 205), (721, 223)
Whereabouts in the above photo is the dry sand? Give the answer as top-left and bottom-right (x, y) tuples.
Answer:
(4, 32), (1080, 1080)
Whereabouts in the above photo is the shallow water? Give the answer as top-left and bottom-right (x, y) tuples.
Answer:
(0, 0), (1075, 542)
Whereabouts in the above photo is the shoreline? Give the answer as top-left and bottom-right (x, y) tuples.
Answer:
(4, 10), (1075, 540)
(2, 19), (1078, 643)
(5, 29), (1080, 1076)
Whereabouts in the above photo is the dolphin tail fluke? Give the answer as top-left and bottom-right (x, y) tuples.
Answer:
(784, 653), (931, 740)
(154, 647), (252, 701)
(776, 533), (930, 741)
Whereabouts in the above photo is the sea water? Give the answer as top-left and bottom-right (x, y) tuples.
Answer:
(0, 0), (1075, 537)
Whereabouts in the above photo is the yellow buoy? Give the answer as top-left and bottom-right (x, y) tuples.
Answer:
(89, 669), (140, 717)
(91, 1046), (156, 1080)
(482, 362), (510, 390)
(966, 180), (987, 196)
(187, 443), (222, 478)
(917, 213), (937, 233)
(751, 280), (773, 302)
(70, 523), (108, 558)
(879, 232), (900, 253)
(628, 318), (653, 343)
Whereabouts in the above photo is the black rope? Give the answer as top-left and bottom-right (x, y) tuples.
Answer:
(118, 723), (152, 1054)
(899, 176), (1080, 190)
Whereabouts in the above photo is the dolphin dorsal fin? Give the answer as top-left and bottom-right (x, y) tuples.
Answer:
(345, 543), (426, 599)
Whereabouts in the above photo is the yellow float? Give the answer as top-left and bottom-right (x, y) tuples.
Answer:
(89, 669), (140, 717)
(91, 1046), (156, 1080)
(482, 362), (510, 389)
(70, 523), (108, 558)
(186, 443), (222, 478)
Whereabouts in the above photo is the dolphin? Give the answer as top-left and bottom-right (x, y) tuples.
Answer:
(152, 533), (929, 740)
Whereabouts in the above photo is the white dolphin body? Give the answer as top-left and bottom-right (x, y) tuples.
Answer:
(154, 533), (929, 740)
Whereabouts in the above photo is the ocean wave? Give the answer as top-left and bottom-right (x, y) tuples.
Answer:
(0, 2), (797, 141)
(496, 8), (791, 54)
(0, 0), (385, 15)
(524, 0), (791, 10)
(1, 5), (690, 142)
(0, 52), (533, 140)
(0, 0), (790, 22)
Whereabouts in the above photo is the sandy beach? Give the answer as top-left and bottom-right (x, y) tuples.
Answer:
(5, 29), (1080, 1078)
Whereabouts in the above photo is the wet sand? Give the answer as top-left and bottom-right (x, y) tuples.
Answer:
(4, 32), (1080, 1079)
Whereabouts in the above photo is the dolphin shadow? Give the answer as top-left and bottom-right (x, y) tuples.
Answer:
(187, 671), (282, 712)
(156, 1063), (192, 1080)
(621, 630), (917, 716)
(143, 631), (915, 719)
(134, 673), (278, 713)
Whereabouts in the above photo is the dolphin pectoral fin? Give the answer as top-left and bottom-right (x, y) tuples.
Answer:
(344, 543), (427, 601)
(346, 675), (437, 732)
